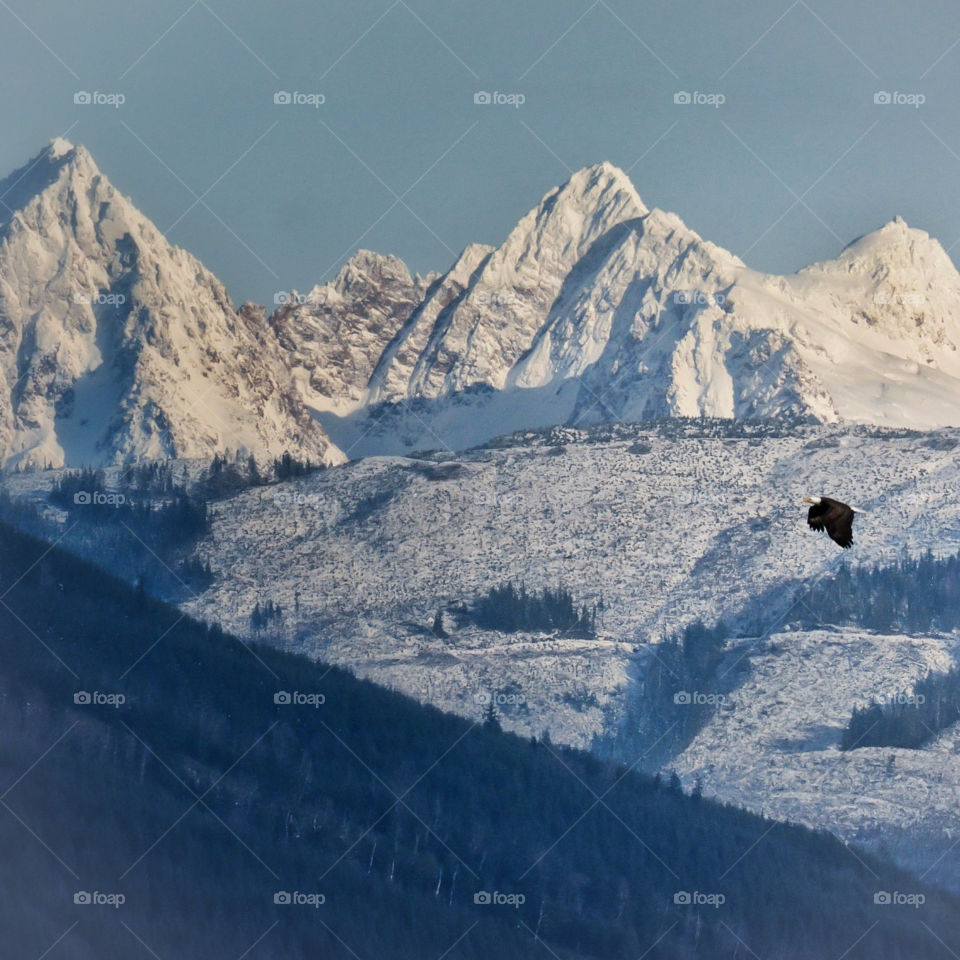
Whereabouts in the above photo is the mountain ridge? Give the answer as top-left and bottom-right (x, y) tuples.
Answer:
(273, 163), (960, 455)
(4, 139), (960, 467)
(0, 138), (344, 469)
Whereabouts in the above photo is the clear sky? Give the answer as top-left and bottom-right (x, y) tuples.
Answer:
(3, 0), (960, 306)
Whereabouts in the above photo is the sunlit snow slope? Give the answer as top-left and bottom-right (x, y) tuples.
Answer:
(272, 165), (960, 455)
(0, 140), (342, 468)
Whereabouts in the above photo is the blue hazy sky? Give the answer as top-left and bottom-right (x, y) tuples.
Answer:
(3, 0), (960, 306)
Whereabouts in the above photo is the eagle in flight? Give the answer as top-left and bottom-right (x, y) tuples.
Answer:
(803, 496), (864, 549)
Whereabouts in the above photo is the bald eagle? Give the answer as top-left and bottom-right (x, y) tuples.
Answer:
(803, 496), (863, 549)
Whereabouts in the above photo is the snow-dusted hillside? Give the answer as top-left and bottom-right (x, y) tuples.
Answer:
(157, 422), (955, 702)
(672, 626), (960, 890)
(5, 418), (960, 882)
(0, 139), (342, 468)
(145, 419), (960, 880)
(280, 165), (960, 455)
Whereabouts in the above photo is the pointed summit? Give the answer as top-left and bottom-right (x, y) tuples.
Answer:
(270, 250), (432, 411)
(554, 161), (647, 218)
(0, 139), (86, 228)
(47, 136), (75, 158)
(384, 163), (648, 399)
(0, 140), (343, 468)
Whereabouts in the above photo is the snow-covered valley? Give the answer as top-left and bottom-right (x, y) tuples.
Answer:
(7, 420), (952, 885)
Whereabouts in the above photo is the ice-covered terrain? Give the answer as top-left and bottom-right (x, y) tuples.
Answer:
(0, 139), (342, 468)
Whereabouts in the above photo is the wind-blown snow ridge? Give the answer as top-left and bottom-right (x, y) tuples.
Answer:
(0, 139), (343, 469)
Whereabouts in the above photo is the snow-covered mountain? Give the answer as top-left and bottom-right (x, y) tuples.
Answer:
(285, 164), (960, 456)
(269, 250), (435, 412)
(7, 139), (957, 467)
(0, 139), (343, 469)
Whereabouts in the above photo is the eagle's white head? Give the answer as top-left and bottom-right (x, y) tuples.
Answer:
(802, 496), (822, 504)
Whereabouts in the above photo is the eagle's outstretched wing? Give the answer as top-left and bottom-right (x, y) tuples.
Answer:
(808, 497), (854, 548)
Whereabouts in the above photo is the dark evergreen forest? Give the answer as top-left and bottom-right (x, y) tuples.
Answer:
(1, 520), (957, 958)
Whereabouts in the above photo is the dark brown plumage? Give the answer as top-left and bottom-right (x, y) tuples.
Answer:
(803, 496), (857, 549)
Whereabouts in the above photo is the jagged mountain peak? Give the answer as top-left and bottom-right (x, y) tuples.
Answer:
(0, 139), (94, 230)
(290, 163), (960, 453)
(556, 160), (645, 207)
(0, 140), (343, 468)
(523, 161), (648, 249)
(271, 250), (433, 413)
(332, 249), (414, 287)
